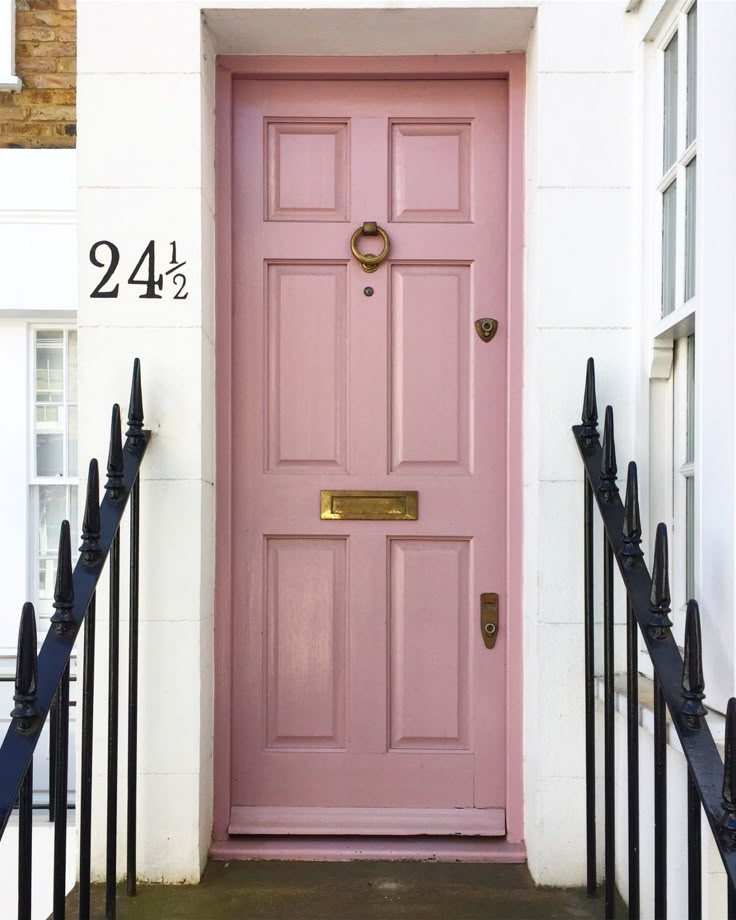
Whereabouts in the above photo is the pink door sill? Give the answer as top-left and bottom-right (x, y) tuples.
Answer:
(211, 836), (526, 864)
(229, 806), (505, 837)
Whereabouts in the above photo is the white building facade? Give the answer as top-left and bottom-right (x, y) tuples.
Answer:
(3, 0), (736, 915)
(0, 147), (78, 915)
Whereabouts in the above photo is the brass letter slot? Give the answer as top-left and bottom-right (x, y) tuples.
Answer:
(480, 593), (499, 649)
(320, 490), (418, 521)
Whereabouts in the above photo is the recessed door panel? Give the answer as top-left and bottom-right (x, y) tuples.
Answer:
(266, 119), (349, 221)
(389, 538), (470, 750)
(390, 263), (471, 474)
(390, 121), (472, 222)
(266, 262), (348, 471)
(265, 537), (347, 749)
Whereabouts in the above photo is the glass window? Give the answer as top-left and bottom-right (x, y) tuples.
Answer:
(659, 4), (697, 317)
(686, 3), (697, 145)
(663, 32), (679, 171)
(35, 331), (64, 403)
(30, 329), (78, 624)
(662, 182), (677, 316)
(685, 158), (696, 301)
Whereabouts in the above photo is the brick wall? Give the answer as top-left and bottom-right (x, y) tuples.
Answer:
(1, 0), (76, 148)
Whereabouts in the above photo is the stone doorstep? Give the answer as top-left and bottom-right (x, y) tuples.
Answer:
(64, 860), (617, 920)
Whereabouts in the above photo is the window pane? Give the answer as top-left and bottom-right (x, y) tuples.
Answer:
(35, 485), (78, 619)
(38, 558), (57, 616)
(69, 486), (78, 547)
(35, 331), (64, 404)
(686, 334), (695, 463)
(663, 32), (679, 171)
(685, 157), (696, 301)
(36, 404), (64, 476)
(686, 475), (695, 599)
(68, 330), (77, 404)
(687, 3), (697, 145)
(38, 484), (66, 557)
(662, 181), (677, 316)
(68, 405), (78, 477)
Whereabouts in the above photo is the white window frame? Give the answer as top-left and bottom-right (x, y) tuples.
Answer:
(28, 325), (78, 632)
(653, 0), (697, 337)
(0, 0), (22, 92)
(672, 333), (695, 600)
(643, 0), (699, 665)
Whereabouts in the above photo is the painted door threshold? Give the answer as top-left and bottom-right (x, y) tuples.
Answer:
(211, 835), (526, 864)
(229, 806), (505, 837)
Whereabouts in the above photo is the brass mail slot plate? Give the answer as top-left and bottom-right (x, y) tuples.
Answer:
(320, 490), (418, 521)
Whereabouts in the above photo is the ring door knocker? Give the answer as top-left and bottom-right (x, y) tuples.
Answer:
(350, 221), (390, 273)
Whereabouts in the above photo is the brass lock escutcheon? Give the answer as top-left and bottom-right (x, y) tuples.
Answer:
(480, 592), (499, 649)
(351, 221), (390, 273)
(475, 318), (498, 342)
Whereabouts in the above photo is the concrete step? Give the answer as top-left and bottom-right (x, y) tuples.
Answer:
(65, 860), (615, 919)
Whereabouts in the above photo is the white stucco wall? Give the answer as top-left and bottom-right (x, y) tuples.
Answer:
(76, 0), (214, 883)
(523, 0), (636, 885)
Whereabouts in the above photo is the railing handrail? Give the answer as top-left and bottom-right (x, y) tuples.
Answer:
(0, 429), (149, 838)
(573, 357), (736, 917)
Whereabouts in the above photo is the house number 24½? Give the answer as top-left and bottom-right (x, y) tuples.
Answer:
(89, 240), (189, 300)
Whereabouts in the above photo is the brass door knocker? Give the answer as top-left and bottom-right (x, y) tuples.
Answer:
(350, 221), (390, 273)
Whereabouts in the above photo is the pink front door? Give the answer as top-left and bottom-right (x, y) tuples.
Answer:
(230, 77), (509, 836)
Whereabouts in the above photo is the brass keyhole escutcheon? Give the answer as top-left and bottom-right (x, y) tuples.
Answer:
(351, 222), (390, 273)
(480, 592), (499, 649)
(475, 318), (499, 343)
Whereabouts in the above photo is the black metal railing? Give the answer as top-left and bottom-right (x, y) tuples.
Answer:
(0, 359), (150, 920)
(574, 357), (736, 919)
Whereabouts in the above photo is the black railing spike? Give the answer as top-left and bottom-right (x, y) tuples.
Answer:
(10, 603), (38, 732)
(79, 458), (101, 564)
(648, 522), (673, 636)
(125, 357), (145, 446)
(721, 698), (736, 835)
(621, 461), (644, 565)
(580, 357), (599, 445)
(105, 403), (125, 499)
(681, 599), (706, 725)
(598, 406), (619, 502)
(50, 520), (75, 633)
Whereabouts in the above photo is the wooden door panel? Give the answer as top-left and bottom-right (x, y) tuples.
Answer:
(266, 261), (348, 471)
(390, 120), (473, 223)
(240, 750), (476, 808)
(266, 119), (350, 222)
(265, 537), (347, 749)
(389, 538), (470, 751)
(390, 263), (471, 473)
(231, 77), (509, 835)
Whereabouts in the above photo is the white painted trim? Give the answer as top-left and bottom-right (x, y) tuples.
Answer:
(0, 211), (76, 226)
(671, 335), (691, 643)
(653, 298), (695, 340)
(0, 0), (21, 92)
(649, 339), (674, 378)
(229, 806), (506, 837)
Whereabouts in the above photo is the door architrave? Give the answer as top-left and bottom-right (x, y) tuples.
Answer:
(213, 53), (525, 855)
